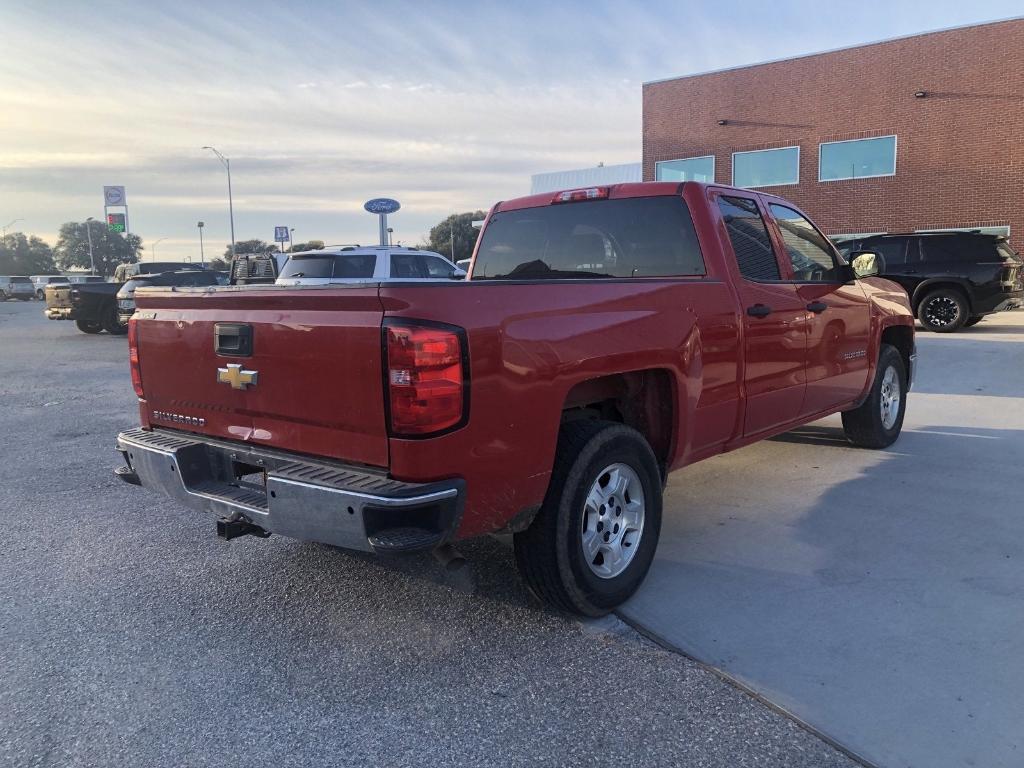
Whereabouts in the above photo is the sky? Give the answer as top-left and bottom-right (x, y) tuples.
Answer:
(1, 1), (1022, 262)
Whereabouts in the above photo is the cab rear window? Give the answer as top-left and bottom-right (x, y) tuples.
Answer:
(472, 196), (705, 279)
(279, 253), (376, 279)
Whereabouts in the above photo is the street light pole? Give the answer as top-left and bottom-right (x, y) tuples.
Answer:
(289, 228), (295, 252)
(2, 218), (24, 242)
(202, 146), (236, 259)
(197, 221), (205, 266)
(85, 217), (96, 275)
(152, 237), (168, 261)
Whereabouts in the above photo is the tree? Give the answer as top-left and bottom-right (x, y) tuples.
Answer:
(0, 232), (55, 274)
(224, 239), (275, 259)
(53, 221), (141, 277)
(205, 257), (229, 271)
(289, 240), (324, 252)
(421, 211), (486, 263)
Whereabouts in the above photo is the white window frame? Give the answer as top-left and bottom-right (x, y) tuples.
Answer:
(914, 225), (1010, 238)
(655, 155), (715, 183)
(731, 146), (800, 189)
(818, 135), (897, 182)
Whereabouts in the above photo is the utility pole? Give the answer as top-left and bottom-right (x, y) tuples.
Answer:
(85, 217), (96, 275)
(197, 221), (205, 266)
(202, 146), (236, 258)
(451, 217), (456, 261)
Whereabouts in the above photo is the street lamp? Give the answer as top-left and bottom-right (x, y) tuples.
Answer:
(152, 237), (168, 261)
(289, 227), (295, 252)
(2, 218), (24, 242)
(202, 146), (236, 259)
(197, 221), (205, 266)
(85, 217), (96, 275)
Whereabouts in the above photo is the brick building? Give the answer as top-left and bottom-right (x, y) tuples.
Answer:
(642, 18), (1024, 246)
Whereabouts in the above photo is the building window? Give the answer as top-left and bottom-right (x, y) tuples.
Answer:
(655, 155), (715, 182)
(732, 146), (799, 188)
(819, 136), (896, 181)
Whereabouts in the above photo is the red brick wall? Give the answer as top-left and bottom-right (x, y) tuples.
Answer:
(642, 18), (1024, 247)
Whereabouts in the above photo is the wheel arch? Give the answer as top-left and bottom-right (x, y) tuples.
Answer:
(559, 368), (676, 479)
(912, 279), (973, 314)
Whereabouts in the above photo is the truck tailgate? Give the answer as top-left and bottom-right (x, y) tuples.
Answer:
(133, 286), (389, 468)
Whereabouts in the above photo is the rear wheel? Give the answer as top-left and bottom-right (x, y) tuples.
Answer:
(513, 420), (662, 616)
(101, 304), (128, 335)
(918, 288), (968, 332)
(75, 317), (103, 334)
(36, 289), (45, 300)
(964, 316), (984, 328)
(842, 344), (907, 449)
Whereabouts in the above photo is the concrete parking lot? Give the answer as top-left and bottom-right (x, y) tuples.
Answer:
(3, 299), (1020, 768)
(0, 299), (852, 768)
(623, 311), (1024, 768)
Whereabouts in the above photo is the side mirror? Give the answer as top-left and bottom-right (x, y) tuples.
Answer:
(850, 251), (884, 279)
(450, 268), (468, 280)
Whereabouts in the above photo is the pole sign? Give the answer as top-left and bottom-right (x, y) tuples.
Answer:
(274, 226), (290, 248)
(364, 198), (400, 246)
(107, 213), (126, 233)
(363, 198), (400, 215)
(103, 186), (126, 206)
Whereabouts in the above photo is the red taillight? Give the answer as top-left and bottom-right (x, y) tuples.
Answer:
(385, 323), (465, 436)
(551, 186), (610, 204)
(127, 317), (144, 399)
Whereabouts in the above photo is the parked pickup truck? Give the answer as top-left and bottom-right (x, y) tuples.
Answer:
(46, 262), (201, 334)
(115, 182), (915, 615)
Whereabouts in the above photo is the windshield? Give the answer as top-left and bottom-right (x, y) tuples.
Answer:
(278, 252), (377, 279)
(471, 196), (705, 279)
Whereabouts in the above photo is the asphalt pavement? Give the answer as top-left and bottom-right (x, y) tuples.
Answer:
(0, 298), (855, 768)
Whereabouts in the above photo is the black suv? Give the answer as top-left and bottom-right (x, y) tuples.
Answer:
(837, 232), (1023, 332)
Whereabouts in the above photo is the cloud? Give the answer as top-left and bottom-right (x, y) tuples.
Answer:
(0, 0), (1020, 258)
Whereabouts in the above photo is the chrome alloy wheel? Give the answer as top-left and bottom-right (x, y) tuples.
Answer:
(923, 296), (960, 328)
(581, 463), (645, 579)
(879, 365), (901, 430)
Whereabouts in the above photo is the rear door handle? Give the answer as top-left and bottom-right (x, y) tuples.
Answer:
(746, 304), (772, 318)
(806, 301), (828, 314)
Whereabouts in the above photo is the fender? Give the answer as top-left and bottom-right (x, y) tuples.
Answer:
(911, 277), (974, 311)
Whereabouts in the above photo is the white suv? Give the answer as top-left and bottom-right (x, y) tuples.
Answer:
(0, 276), (35, 300)
(275, 246), (465, 286)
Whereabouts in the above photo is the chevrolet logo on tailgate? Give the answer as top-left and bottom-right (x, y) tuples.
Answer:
(217, 363), (258, 390)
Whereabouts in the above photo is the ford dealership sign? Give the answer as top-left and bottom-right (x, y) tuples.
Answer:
(363, 198), (401, 215)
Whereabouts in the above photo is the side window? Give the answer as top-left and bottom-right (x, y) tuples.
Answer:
(717, 196), (781, 281)
(390, 253), (427, 278)
(768, 204), (840, 281)
(863, 239), (908, 267)
(424, 256), (455, 278)
(920, 237), (960, 264)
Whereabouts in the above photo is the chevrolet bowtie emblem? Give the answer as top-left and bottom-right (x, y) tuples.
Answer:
(217, 363), (258, 390)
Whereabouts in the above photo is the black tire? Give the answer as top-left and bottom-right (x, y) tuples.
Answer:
(918, 288), (968, 332)
(36, 290), (45, 301)
(75, 317), (103, 334)
(513, 420), (662, 616)
(101, 304), (128, 335)
(842, 344), (907, 449)
(964, 316), (984, 328)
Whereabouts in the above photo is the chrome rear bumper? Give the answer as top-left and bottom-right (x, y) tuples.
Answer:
(115, 427), (463, 553)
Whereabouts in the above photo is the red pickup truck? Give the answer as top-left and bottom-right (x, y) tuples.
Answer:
(116, 182), (915, 615)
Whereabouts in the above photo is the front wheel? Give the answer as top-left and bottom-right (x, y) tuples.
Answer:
(513, 420), (662, 616)
(75, 317), (103, 334)
(101, 305), (128, 335)
(918, 288), (968, 332)
(842, 344), (907, 449)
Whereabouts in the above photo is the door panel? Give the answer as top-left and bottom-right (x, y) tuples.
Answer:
(798, 282), (872, 413)
(712, 192), (807, 436)
(764, 202), (873, 415)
